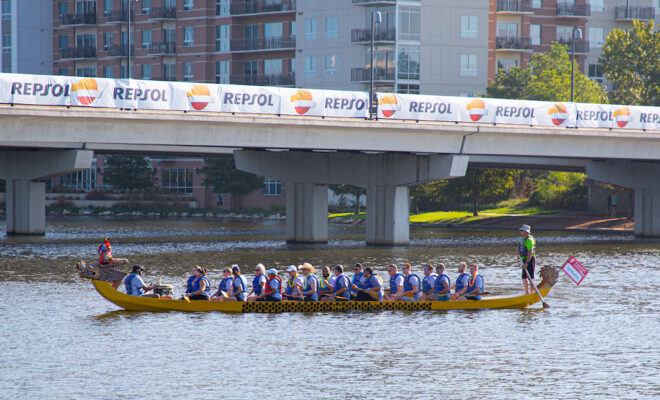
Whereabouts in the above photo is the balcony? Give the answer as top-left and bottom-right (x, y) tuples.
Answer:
(496, 36), (532, 51)
(161, 74), (177, 82)
(150, 6), (176, 19)
(496, 0), (532, 13)
(556, 3), (590, 18)
(351, 28), (396, 43)
(352, 0), (396, 5)
(230, 36), (296, 52)
(557, 38), (590, 54)
(60, 46), (97, 60)
(230, 73), (295, 87)
(60, 12), (97, 26)
(105, 45), (134, 57)
(105, 9), (128, 22)
(148, 42), (177, 55)
(614, 6), (655, 21)
(351, 67), (395, 82)
(230, 0), (296, 16)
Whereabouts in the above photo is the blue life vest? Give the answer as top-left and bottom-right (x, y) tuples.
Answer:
(125, 273), (143, 296)
(434, 274), (451, 294)
(219, 277), (233, 293)
(233, 274), (248, 296)
(193, 276), (211, 296)
(466, 274), (484, 300)
(186, 275), (195, 293)
(455, 273), (470, 293)
(422, 273), (437, 293)
(389, 273), (404, 295)
(252, 274), (265, 295)
(351, 272), (364, 290)
(404, 273), (421, 300)
(285, 274), (302, 296)
(334, 274), (350, 301)
(363, 274), (384, 301)
(304, 275), (319, 301)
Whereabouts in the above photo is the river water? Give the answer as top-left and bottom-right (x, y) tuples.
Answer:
(0, 217), (658, 399)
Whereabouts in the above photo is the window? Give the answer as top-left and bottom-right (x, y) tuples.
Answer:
(59, 35), (69, 52)
(656, 0), (660, 16)
(497, 22), (518, 37)
(104, 66), (113, 78)
(244, 60), (258, 79)
(264, 59), (282, 75)
(215, 60), (229, 83)
(2, 0), (10, 19)
(397, 84), (420, 94)
(497, 58), (518, 72)
(399, 6), (421, 41)
(590, 0), (603, 12)
(556, 25), (573, 41)
(2, 33), (11, 53)
(325, 16), (338, 39)
(183, 0), (193, 10)
(183, 62), (194, 82)
(460, 54), (477, 76)
(58, 2), (68, 18)
(461, 16), (478, 38)
(290, 21), (296, 37)
(103, 32), (113, 50)
(142, 0), (151, 14)
(163, 63), (175, 80)
(305, 18), (317, 40)
(59, 164), (97, 192)
(245, 24), (258, 48)
(263, 179), (281, 196)
(397, 45), (420, 80)
(164, 0), (175, 7)
(216, 24), (229, 52)
(325, 54), (337, 75)
(304, 56), (316, 77)
(3, 66), (11, 73)
(59, 68), (69, 76)
(530, 24), (541, 45)
(216, 0), (229, 16)
(531, 0), (542, 8)
(76, 67), (95, 77)
(184, 27), (194, 47)
(142, 64), (152, 79)
(588, 63), (603, 84)
(141, 30), (152, 49)
(77, 33), (96, 48)
(103, 0), (112, 15)
(589, 27), (603, 48)
(161, 168), (193, 194)
(265, 22), (282, 38)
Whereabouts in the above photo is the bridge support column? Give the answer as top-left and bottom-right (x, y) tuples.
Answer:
(366, 185), (409, 245)
(0, 150), (94, 235)
(586, 160), (660, 237)
(286, 182), (328, 243)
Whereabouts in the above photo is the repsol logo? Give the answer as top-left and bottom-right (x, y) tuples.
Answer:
(640, 113), (660, 123)
(11, 82), (70, 97)
(409, 101), (452, 114)
(495, 106), (535, 118)
(576, 110), (613, 121)
(223, 92), (275, 106)
(113, 87), (167, 102)
(324, 97), (366, 110)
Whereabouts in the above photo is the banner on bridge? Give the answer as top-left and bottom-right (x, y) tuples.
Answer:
(0, 73), (658, 130)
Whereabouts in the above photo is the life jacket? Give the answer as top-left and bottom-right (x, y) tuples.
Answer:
(98, 241), (112, 264)
(455, 273), (470, 293)
(124, 273), (143, 296)
(265, 276), (282, 296)
(434, 274), (451, 294)
(319, 275), (332, 291)
(466, 274), (484, 299)
(218, 276), (233, 293)
(186, 275), (195, 293)
(363, 274), (384, 301)
(304, 275), (319, 301)
(333, 274), (350, 301)
(404, 273), (421, 300)
(389, 272), (404, 295)
(252, 274), (265, 295)
(233, 274), (248, 295)
(192, 276), (211, 296)
(422, 273), (438, 293)
(285, 273), (302, 296)
(518, 235), (536, 261)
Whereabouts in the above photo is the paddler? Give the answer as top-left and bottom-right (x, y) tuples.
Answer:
(385, 264), (404, 301)
(211, 267), (233, 300)
(283, 265), (304, 301)
(256, 268), (282, 302)
(247, 264), (267, 302)
(321, 265), (350, 301)
(401, 263), (421, 301)
(318, 266), (335, 300)
(124, 265), (159, 298)
(517, 224), (536, 295)
(352, 266), (383, 301)
(300, 263), (319, 301)
(450, 262), (470, 300)
(189, 266), (211, 300)
(228, 265), (248, 301)
(462, 263), (485, 300)
(350, 263), (366, 300)
(420, 263), (438, 301)
(433, 263), (451, 301)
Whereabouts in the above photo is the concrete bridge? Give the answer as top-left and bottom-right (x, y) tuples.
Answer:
(1, 103), (659, 242)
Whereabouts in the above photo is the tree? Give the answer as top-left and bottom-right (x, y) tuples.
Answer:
(486, 42), (608, 103)
(601, 20), (659, 106)
(201, 158), (264, 210)
(442, 168), (515, 216)
(329, 184), (365, 214)
(103, 155), (155, 191)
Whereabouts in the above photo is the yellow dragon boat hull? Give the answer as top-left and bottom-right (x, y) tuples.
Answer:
(92, 280), (553, 313)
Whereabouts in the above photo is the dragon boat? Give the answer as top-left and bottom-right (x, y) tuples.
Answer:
(78, 262), (559, 313)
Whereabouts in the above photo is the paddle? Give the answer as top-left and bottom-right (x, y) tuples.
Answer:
(182, 296), (190, 303)
(524, 267), (549, 308)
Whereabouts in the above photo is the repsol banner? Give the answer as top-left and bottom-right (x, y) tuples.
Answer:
(0, 73), (368, 118)
(377, 93), (660, 131)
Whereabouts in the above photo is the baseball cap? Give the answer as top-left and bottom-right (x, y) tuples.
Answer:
(132, 265), (145, 273)
(267, 268), (277, 275)
(232, 264), (241, 273)
(287, 265), (297, 272)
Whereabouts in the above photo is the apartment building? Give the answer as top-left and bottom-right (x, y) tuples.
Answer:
(0, 0), (53, 74)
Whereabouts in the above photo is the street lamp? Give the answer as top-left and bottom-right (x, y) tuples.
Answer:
(570, 27), (583, 102)
(369, 11), (382, 119)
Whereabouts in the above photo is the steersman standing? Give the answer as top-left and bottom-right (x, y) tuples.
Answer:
(517, 224), (536, 295)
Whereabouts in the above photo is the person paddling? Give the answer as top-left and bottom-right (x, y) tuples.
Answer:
(124, 265), (159, 298)
(420, 263), (438, 301)
(450, 262), (470, 300)
(256, 268), (282, 302)
(283, 265), (304, 301)
(189, 266), (211, 300)
(350, 263), (366, 300)
(433, 263), (451, 301)
(462, 264), (485, 300)
(300, 263), (319, 301)
(211, 268), (233, 300)
(322, 265), (350, 301)
(517, 224), (536, 295)
(352, 266), (383, 301)
(401, 263), (421, 301)
(318, 266), (335, 300)
(247, 264), (267, 302)
(228, 265), (248, 302)
(385, 264), (404, 301)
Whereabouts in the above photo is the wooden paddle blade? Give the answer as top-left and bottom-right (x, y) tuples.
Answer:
(221, 291), (229, 298)
(183, 296), (191, 303)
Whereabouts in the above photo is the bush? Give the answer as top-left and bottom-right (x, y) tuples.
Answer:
(529, 172), (587, 210)
(52, 195), (75, 208)
(84, 190), (108, 200)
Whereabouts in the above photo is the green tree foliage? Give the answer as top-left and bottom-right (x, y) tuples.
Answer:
(201, 158), (263, 210)
(329, 184), (365, 214)
(601, 20), (659, 106)
(528, 172), (587, 210)
(103, 155), (155, 191)
(442, 168), (516, 216)
(486, 42), (607, 103)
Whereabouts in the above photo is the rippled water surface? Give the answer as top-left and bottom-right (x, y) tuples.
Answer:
(0, 217), (658, 399)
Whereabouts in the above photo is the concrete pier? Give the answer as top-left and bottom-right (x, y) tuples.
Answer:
(286, 182), (329, 243)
